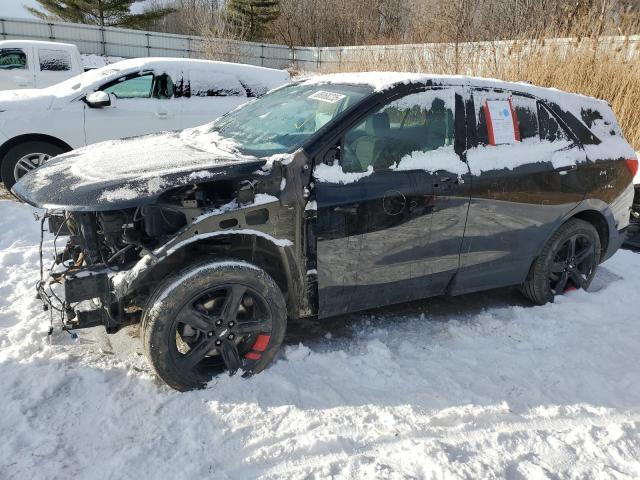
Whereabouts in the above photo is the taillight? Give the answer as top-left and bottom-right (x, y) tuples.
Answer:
(626, 158), (639, 177)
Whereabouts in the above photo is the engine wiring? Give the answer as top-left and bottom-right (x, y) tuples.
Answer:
(36, 210), (80, 338)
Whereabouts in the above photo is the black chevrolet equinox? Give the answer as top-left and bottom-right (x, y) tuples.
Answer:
(13, 73), (638, 391)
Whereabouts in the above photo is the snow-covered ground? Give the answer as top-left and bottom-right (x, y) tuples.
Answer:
(1, 197), (639, 479)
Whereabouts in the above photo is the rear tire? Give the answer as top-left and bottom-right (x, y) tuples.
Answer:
(522, 218), (600, 305)
(141, 260), (287, 391)
(1, 141), (67, 191)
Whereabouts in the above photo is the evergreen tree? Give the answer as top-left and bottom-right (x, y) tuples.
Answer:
(227, 0), (280, 41)
(27, 0), (175, 29)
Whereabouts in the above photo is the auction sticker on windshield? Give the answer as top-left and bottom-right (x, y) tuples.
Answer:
(308, 91), (347, 103)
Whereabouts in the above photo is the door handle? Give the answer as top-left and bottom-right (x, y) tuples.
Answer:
(440, 176), (460, 184)
(334, 206), (357, 214)
(157, 111), (169, 119)
(434, 176), (458, 189)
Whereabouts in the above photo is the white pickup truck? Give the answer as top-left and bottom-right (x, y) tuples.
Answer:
(0, 40), (84, 90)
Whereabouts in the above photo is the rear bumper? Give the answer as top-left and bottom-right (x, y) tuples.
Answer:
(602, 226), (630, 262)
(623, 221), (640, 249)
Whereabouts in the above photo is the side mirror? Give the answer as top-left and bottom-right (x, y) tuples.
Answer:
(85, 91), (111, 108)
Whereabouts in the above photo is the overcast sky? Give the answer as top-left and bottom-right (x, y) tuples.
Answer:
(2, 0), (145, 20)
(2, 0), (40, 19)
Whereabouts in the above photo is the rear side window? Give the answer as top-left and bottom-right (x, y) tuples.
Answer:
(38, 49), (71, 72)
(0, 48), (27, 70)
(474, 90), (572, 145)
(342, 89), (456, 173)
(239, 79), (268, 98)
(187, 71), (246, 97)
(511, 95), (538, 140)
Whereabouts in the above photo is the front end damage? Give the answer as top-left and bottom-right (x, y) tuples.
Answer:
(36, 153), (316, 334)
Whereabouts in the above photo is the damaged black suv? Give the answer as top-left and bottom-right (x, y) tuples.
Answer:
(14, 73), (637, 391)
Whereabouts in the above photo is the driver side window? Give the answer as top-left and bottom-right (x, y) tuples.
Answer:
(103, 74), (154, 99)
(342, 90), (455, 173)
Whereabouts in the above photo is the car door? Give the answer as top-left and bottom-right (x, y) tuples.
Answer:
(314, 87), (470, 317)
(181, 70), (249, 128)
(453, 89), (587, 294)
(84, 71), (181, 145)
(0, 46), (35, 89)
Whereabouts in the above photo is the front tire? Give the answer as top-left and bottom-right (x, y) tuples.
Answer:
(522, 218), (600, 305)
(1, 141), (67, 190)
(141, 260), (287, 391)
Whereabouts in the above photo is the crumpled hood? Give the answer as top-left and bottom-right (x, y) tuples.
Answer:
(0, 89), (55, 111)
(12, 128), (267, 211)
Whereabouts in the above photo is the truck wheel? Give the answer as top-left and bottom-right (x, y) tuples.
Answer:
(1, 141), (67, 190)
(522, 218), (601, 305)
(141, 260), (287, 391)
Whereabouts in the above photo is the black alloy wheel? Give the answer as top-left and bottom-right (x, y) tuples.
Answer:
(522, 218), (601, 305)
(142, 261), (287, 391)
(170, 283), (273, 376)
(548, 233), (597, 294)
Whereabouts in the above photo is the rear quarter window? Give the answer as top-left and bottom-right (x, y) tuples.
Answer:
(187, 71), (247, 97)
(538, 103), (572, 143)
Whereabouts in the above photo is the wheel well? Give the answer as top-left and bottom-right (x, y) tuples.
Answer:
(571, 209), (609, 258)
(0, 134), (73, 166)
(138, 234), (293, 303)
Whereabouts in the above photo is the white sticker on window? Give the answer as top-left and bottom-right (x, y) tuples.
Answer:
(308, 91), (347, 104)
(484, 99), (520, 145)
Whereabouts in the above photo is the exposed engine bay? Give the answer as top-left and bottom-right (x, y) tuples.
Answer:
(36, 159), (313, 335)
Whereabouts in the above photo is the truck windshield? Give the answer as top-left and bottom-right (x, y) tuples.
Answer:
(212, 83), (373, 156)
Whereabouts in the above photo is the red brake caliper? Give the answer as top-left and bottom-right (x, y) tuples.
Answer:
(244, 334), (271, 361)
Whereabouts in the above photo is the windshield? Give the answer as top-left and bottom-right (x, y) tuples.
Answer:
(211, 83), (373, 156)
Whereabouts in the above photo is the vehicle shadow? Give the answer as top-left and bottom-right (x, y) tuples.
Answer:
(285, 285), (530, 346)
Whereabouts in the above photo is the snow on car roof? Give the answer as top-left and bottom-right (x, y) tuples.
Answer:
(302, 71), (610, 109)
(0, 39), (78, 49)
(45, 57), (289, 98)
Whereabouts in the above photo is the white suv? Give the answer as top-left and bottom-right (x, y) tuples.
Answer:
(0, 57), (289, 188)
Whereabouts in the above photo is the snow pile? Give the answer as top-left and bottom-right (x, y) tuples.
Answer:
(16, 125), (265, 206)
(314, 162), (374, 184)
(467, 139), (582, 175)
(63, 127), (241, 185)
(1, 198), (640, 478)
(394, 145), (467, 175)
